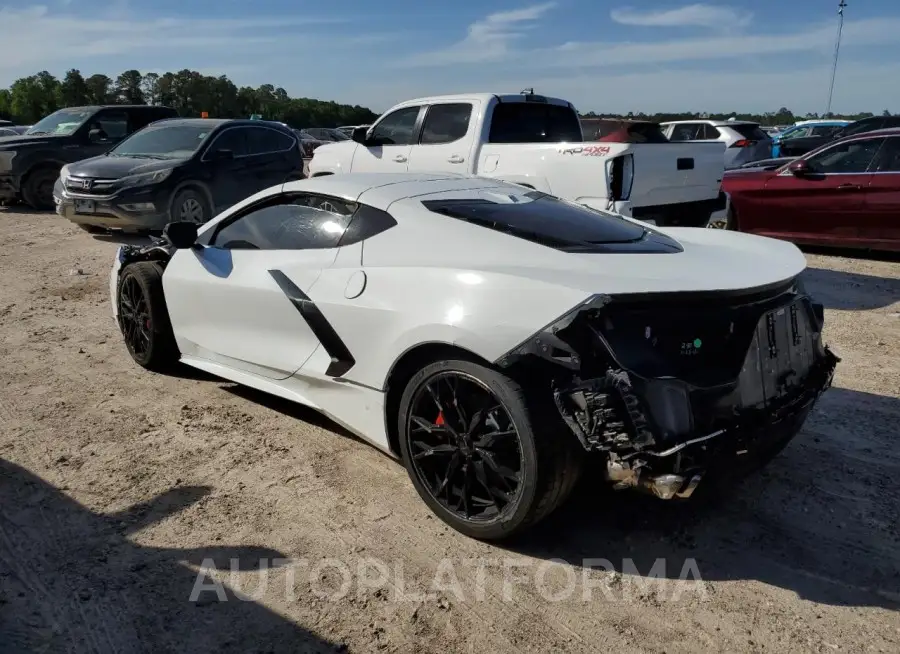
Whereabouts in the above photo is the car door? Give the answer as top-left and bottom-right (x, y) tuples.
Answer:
(350, 105), (423, 172)
(752, 137), (883, 243)
(862, 135), (900, 247)
(72, 109), (130, 161)
(405, 103), (476, 172)
(244, 125), (301, 190)
(162, 193), (358, 379)
(202, 126), (255, 212)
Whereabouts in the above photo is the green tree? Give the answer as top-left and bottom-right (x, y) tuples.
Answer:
(115, 69), (145, 104)
(60, 69), (90, 107)
(85, 74), (113, 105)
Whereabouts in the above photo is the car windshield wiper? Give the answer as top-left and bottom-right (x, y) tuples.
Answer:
(115, 153), (169, 159)
(26, 130), (49, 135)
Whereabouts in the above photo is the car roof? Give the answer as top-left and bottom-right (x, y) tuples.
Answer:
(58, 105), (176, 112)
(846, 127), (900, 138)
(282, 173), (514, 209)
(149, 118), (290, 129)
(390, 93), (572, 110)
(660, 119), (758, 126)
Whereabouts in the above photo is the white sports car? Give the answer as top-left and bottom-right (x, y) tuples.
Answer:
(110, 173), (839, 540)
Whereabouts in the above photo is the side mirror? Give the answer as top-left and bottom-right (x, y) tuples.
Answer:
(163, 221), (199, 249)
(210, 148), (234, 161)
(788, 159), (812, 176)
(88, 128), (105, 143)
(351, 126), (369, 144)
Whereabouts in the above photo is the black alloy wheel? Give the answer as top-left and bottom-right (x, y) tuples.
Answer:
(116, 262), (178, 371)
(398, 359), (583, 540)
(118, 274), (152, 360)
(406, 370), (525, 522)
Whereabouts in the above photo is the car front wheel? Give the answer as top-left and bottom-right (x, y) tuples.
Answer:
(397, 359), (582, 540)
(116, 262), (178, 371)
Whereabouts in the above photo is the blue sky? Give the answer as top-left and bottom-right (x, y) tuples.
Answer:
(2, 1), (900, 114)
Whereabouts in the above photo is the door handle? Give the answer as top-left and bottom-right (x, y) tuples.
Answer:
(392, 155), (407, 163)
(447, 155), (465, 164)
(837, 183), (861, 190)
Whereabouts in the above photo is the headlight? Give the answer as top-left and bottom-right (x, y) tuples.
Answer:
(119, 168), (173, 188)
(0, 151), (17, 173)
(60, 164), (70, 180)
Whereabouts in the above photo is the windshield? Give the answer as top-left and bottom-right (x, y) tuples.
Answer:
(26, 109), (94, 136)
(109, 124), (212, 159)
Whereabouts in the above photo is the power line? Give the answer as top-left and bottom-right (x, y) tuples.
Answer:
(825, 1), (847, 117)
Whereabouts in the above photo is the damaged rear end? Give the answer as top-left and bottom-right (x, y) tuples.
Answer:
(496, 277), (839, 500)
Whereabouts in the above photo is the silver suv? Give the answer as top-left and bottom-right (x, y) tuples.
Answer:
(661, 120), (773, 170)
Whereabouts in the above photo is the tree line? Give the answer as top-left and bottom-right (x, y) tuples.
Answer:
(0, 69), (893, 129)
(581, 106), (893, 126)
(0, 69), (379, 128)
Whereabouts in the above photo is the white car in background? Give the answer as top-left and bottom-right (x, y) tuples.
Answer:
(661, 119), (773, 170)
(109, 173), (838, 540)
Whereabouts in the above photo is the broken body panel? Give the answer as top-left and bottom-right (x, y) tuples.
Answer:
(497, 277), (839, 499)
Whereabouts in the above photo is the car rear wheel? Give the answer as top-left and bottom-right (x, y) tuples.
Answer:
(116, 262), (178, 371)
(171, 188), (210, 225)
(22, 167), (58, 210)
(398, 359), (582, 540)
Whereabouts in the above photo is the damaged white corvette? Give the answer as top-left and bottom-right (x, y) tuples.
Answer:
(110, 173), (839, 540)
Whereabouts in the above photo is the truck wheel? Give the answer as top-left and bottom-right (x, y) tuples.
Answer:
(22, 167), (59, 210)
(398, 359), (582, 541)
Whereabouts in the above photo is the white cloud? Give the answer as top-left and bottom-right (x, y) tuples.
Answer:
(397, 2), (557, 66)
(548, 16), (900, 68)
(610, 4), (753, 29)
(0, 5), (361, 83)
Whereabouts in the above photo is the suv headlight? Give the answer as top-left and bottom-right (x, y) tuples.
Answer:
(0, 151), (17, 173)
(59, 164), (70, 180)
(119, 168), (173, 189)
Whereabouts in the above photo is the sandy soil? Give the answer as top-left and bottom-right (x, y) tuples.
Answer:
(1, 207), (898, 654)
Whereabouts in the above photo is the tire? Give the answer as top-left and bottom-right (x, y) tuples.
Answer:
(397, 359), (582, 541)
(170, 188), (211, 225)
(21, 167), (59, 210)
(707, 206), (734, 230)
(116, 262), (179, 371)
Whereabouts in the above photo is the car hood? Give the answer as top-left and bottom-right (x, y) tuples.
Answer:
(67, 155), (183, 178)
(0, 134), (70, 149)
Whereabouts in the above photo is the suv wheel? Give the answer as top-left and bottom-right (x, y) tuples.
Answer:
(171, 189), (210, 224)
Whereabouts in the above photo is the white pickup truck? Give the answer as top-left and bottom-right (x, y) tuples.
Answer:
(308, 92), (728, 227)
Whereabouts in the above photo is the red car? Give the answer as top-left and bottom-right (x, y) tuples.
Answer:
(721, 128), (900, 252)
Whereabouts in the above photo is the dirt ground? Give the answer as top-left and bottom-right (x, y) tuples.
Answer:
(0, 207), (898, 654)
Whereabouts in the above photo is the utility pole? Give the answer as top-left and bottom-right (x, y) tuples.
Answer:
(825, 1), (847, 117)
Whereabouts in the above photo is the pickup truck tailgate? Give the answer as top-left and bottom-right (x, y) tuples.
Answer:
(625, 142), (724, 206)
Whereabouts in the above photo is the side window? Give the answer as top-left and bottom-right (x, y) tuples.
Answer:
(782, 127), (810, 140)
(420, 103), (472, 145)
(806, 137), (885, 174)
(339, 204), (398, 246)
(370, 107), (421, 146)
(810, 126), (835, 137)
(669, 124), (701, 141)
(870, 137), (900, 172)
(246, 126), (296, 155)
(210, 194), (355, 250)
(700, 124), (721, 140)
(91, 111), (129, 139)
(208, 127), (249, 157)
